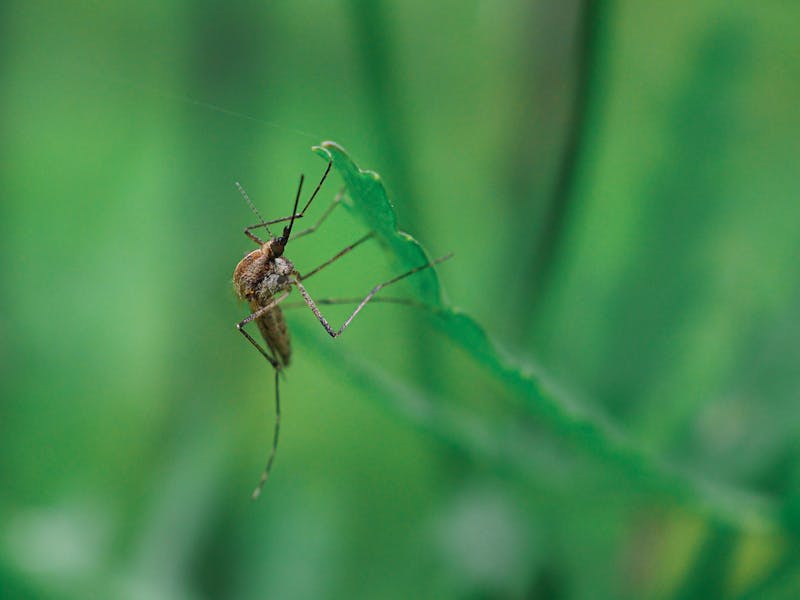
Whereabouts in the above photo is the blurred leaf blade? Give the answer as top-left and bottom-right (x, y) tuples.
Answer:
(313, 141), (442, 306)
(312, 141), (780, 535)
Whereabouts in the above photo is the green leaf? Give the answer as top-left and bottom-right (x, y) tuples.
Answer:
(311, 141), (778, 535)
(313, 141), (443, 306)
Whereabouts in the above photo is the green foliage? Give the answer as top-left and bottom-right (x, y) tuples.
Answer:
(313, 141), (443, 305)
(3, 3), (800, 600)
(312, 141), (778, 535)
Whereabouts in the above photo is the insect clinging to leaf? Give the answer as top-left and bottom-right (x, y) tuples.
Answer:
(233, 158), (451, 499)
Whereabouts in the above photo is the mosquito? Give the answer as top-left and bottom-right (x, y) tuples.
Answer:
(233, 160), (451, 499)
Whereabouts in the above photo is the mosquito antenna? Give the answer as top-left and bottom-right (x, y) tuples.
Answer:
(236, 181), (274, 238)
(299, 160), (332, 215)
(284, 174), (304, 241)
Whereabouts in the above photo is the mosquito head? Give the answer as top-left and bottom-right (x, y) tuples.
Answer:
(268, 235), (287, 258)
(270, 227), (289, 257)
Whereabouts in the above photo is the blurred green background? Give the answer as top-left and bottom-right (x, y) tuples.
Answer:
(2, 1), (800, 598)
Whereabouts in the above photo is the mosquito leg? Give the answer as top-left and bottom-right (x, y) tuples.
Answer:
(290, 188), (345, 241)
(281, 296), (429, 311)
(251, 368), (281, 500)
(243, 228), (266, 246)
(250, 186), (344, 244)
(235, 321), (280, 499)
(243, 215), (304, 245)
(243, 191), (339, 245)
(243, 212), (308, 244)
(298, 232), (374, 281)
(236, 325), (279, 368)
(239, 161), (333, 245)
(235, 291), (292, 367)
(234, 291), (293, 499)
(255, 180), (342, 239)
(293, 253), (453, 337)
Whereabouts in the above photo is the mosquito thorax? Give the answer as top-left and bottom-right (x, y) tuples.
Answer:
(260, 256), (294, 297)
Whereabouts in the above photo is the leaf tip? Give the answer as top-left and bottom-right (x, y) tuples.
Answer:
(319, 140), (345, 151)
(312, 140), (349, 162)
(311, 144), (332, 161)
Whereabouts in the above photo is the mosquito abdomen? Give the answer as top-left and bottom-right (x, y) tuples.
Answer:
(254, 303), (291, 367)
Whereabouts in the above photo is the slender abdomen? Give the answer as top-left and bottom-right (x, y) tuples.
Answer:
(253, 302), (291, 367)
